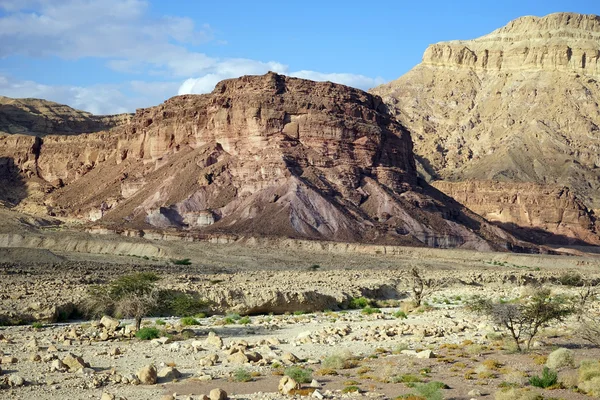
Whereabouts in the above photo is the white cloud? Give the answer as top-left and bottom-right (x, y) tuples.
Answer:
(0, 0), (385, 112)
(289, 71), (386, 90)
(0, 75), (178, 115)
(177, 64), (385, 95)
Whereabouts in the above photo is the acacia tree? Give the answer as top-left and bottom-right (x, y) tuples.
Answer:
(85, 272), (161, 330)
(409, 267), (449, 307)
(470, 288), (574, 352)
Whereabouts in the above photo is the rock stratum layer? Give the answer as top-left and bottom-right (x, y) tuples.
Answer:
(0, 73), (528, 251)
(0, 96), (132, 136)
(433, 181), (600, 246)
(371, 12), (600, 216)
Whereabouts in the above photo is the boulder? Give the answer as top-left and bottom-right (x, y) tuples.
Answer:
(100, 315), (120, 331)
(279, 376), (300, 395)
(157, 367), (181, 381)
(61, 353), (89, 371)
(137, 364), (157, 385)
(209, 388), (228, 400)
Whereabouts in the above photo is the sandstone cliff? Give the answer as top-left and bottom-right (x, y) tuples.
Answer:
(0, 73), (528, 251)
(0, 96), (132, 136)
(433, 181), (600, 245)
(371, 13), (600, 212)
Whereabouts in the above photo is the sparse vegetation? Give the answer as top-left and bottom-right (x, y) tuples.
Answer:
(284, 366), (313, 383)
(84, 272), (161, 330)
(171, 258), (192, 265)
(233, 368), (253, 382)
(180, 317), (200, 326)
(348, 297), (370, 309)
(410, 267), (449, 307)
(361, 306), (381, 315)
(529, 367), (558, 388)
(135, 327), (160, 340)
(468, 288), (574, 352)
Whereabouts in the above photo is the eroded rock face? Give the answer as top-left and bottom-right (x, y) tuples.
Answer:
(0, 96), (131, 136)
(0, 73), (527, 250)
(371, 13), (600, 211)
(433, 181), (600, 245)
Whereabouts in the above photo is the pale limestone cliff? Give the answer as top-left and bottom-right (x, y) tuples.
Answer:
(371, 12), (600, 213)
(0, 96), (131, 136)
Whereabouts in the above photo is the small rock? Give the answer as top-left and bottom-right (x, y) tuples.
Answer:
(100, 315), (120, 331)
(101, 393), (115, 400)
(279, 376), (300, 395)
(310, 379), (321, 388)
(468, 389), (483, 397)
(158, 366), (181, 382)
(110, 348), (121, 356)
(29, 354), (41, 362)
(312, 390), (324, 399)
(8, 374), (25, 387)
(62, 353), (89, 372)
(137, 364), (157, 385)
(50, 359), (67, 372)
(160, 396), (175, 400)
(1, 356), (17, 364)
(205, 332), (223, 348)
(282, 352), (300, 364)
(209, 388), (228, 400)
(227, 351), (249, 365)
(416, 350), (436, 359)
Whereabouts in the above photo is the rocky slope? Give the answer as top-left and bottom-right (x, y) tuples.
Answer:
(0, 96), (132, 136)
(433, 181), (600, 245)
(0, 73), (528, 251)
(371, 13), (600, 210)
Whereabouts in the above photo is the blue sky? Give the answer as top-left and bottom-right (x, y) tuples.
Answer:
(0, 0), (597, 114)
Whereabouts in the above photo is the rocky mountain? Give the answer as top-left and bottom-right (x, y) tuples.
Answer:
(0, 96), (132, 136)
(371, 12), (600, 245)
(0, 73), (530, 251)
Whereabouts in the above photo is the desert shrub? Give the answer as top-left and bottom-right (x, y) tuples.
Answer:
(31, 322), (43, 329)
(412, 382), (445, 400)
(315, 368), (338, 376)
(284, 366), (313, 383)
(557, 271), (583, 287)
(483, 359), (503, 370)
(579, 360), (600, 382)
(494, 388), (543, 400)
(529, 367), (558, 388)
(171, 258), (192, 265)
(579, 377), (600, 397)
(160, 290), (208, 317)
(233, 368), (252, 382)
(308, 264), (321, 271)
(85, 272), (161, 329)
(579, 318), (600, 346)
(348, 297), (370, 309)
(393, 374), (423, 385)
(180, 317), (200, 326)
(135, 327), (160, 340)
(394, 310), (408, 319)
(468, 288), (574, 351)
(546, 348), (575, 370)
(155, 319), (166, 325)
(342, 386), (360, 393)
(362, 306), (381, 315)
(322, 350), (356, 369)
(238, 316), (251, 325)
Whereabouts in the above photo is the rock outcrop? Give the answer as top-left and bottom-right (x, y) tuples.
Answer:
(433, 181), (600, 245)
(371, 12), (600, 244)
(371, 13), (600, 210)
(0, 96), (131, 136)
(0, 73), (528, 251)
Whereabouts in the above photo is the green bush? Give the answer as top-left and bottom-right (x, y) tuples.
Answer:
(348, 297), (370, 309)
(529, 367), (558, 388)
(238, 316), (251, 325)
(394, 310), (408, 319)
(160, 291), (208, 317)
(135, 327), (160, 340)
(32, 322), (43, 329)
(362, 306), (381, 315)
(233, 368), (253, 382)
(284, 366), (313, 383)
(557, 271), (583, 287)
(323, 350), (356, 370)
(155, 319), (166, 325)
(342, 386), (360, 393)
(413, 381), (445, 400)
(180, 317), (200, 326)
